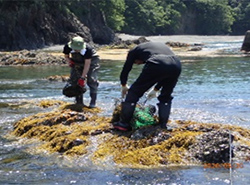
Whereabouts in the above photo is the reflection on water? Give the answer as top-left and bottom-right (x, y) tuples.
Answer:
(0, 55), (250, 184)
(173, 58), (250, 128)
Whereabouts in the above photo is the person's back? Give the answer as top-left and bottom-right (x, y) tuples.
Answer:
(126, 42), (174, 63)
(133, 41), (175, 57)
(114, 41), (182, 131)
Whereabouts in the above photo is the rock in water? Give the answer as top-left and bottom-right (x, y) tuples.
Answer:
(189, 130), (234, 163)
(241, 30), (250, 52)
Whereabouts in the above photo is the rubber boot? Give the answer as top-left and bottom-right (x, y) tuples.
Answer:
(157, 102), (171, 129)
(89, 93), (97, 108)
(75, 94), (84, 105)
(113, 102), (136, 131)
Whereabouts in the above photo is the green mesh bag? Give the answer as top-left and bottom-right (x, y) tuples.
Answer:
(131, 105), (157, 129)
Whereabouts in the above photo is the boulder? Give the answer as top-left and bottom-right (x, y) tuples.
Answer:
(241, 30), (250, 52)
(189, 130), (234, 163)
(0, 50), (65, 65)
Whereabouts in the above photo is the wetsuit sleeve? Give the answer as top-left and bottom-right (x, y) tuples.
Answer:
(120, 50), (135, 85)
(63, 44), (72, 54)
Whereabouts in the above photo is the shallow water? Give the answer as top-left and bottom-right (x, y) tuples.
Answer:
(1, 38), (250, 184)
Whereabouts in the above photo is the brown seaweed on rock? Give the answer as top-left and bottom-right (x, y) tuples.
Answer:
(9, 100), (250, 168)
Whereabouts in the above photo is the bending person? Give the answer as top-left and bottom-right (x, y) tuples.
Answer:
(113, 42), (182, 131)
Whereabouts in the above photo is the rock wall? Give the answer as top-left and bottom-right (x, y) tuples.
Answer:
(79, 4), (116, 44)
(0, 2), (116, 51)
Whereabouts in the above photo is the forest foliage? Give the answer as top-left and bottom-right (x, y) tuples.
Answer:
(94, 0), (249, 35)
(0, 0), (249, 35)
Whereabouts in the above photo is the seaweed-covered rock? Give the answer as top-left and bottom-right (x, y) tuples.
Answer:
(46, 75), (69, 82)
(108, 36), (149, 49)
(0, 50), (65, 65)
(8, 101), (250, 168)
(165, 41), (190, 48)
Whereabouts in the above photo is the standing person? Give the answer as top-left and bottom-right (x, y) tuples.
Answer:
(113, 42), (182, 131)
(63, 36), (100, 108)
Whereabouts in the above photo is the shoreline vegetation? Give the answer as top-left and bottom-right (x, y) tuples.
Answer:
(0, 35), (249, 66)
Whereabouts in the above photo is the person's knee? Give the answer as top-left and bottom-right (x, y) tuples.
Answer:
(125, 89), (141, 103)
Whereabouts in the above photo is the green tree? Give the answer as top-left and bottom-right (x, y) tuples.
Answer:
(96, 0), (126, 31)
(191, 0), (234, 34)
(231, 1), (250, 34)
(122, 0), (185, 35)
(157, 0), (186, 34)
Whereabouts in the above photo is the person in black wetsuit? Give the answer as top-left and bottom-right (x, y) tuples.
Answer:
(63, 36), (100, 108)
(113, 41), (182, 131)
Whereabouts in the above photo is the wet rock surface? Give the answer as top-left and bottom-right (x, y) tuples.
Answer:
(46, 75), (69, 82)
(0, 50), (65, 66)
(241, 30), (250, 52)
(7, 101), (250, 168)
(189, 130), (234, 163)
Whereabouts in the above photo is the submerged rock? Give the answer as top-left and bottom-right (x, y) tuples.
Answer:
(8, 101), (250, 168)
(46, 75), (69, 82)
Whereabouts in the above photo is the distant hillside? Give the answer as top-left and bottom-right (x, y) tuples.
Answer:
(0, 0), (249, 51)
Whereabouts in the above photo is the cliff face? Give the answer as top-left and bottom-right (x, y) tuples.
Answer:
(0, 2), (115, 51)
(79, 5), (116, 45)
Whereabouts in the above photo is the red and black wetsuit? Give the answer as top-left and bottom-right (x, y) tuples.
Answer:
(63, 43), (100, 94)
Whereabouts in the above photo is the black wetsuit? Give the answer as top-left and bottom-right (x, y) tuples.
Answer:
(120, 41), (181, 103)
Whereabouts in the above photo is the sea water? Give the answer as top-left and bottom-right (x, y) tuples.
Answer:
(0, 36), (250, 184)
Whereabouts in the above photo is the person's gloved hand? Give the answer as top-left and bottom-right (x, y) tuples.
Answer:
(121, 85), (129, 98)
(146, 88), (158, 100)
(77, 77), (85, 87)
(68, 59), (75, 67)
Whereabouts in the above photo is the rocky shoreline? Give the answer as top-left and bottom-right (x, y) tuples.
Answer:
(1, 37), (249, 66)
(0, 50), (66, 66)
